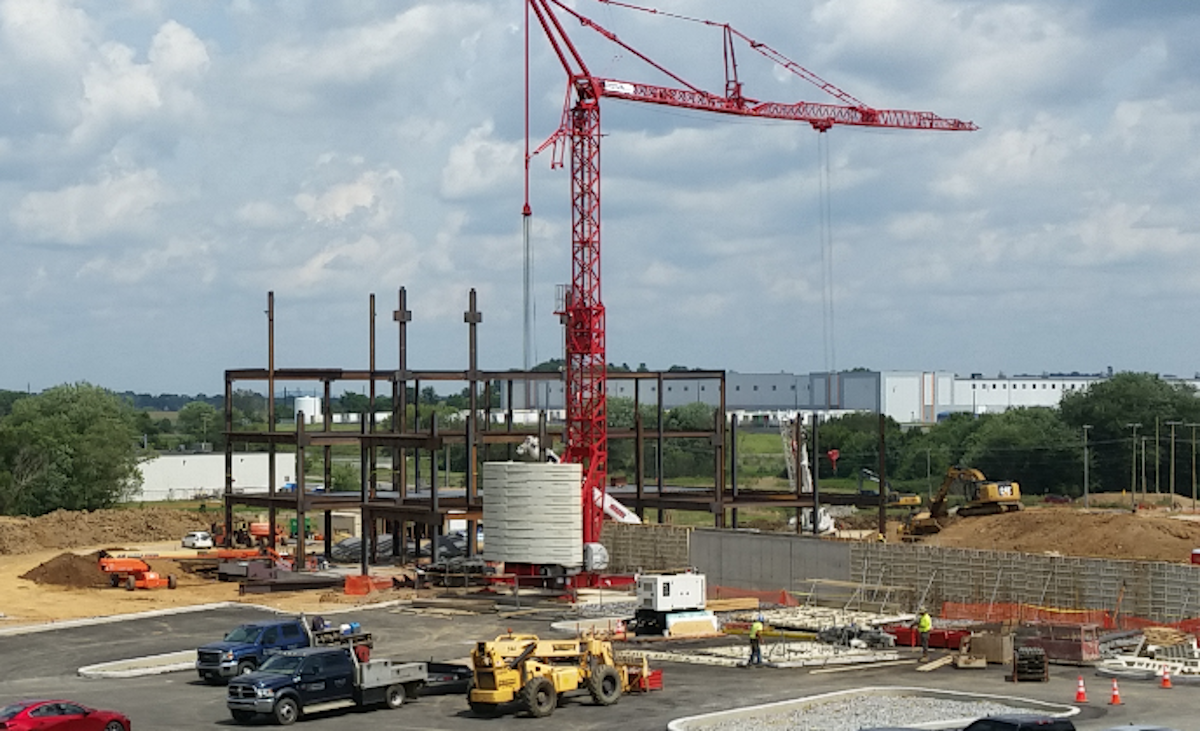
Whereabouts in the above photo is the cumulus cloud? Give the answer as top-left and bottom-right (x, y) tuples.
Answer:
(12, 167), (170, 244)
(294, 169), (402, 225)
(440, 121), (521, 199)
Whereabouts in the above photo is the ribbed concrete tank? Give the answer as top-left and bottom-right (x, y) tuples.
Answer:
(482, 461), (582, 568)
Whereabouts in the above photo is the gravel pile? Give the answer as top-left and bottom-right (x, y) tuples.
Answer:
(575, 600), (637, 618)
(702, 696), (1032, 731)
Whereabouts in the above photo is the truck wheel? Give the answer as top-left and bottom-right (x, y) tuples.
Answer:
(167, 575), (177, 589)
(520, 676), (556, 718)
(237, 661), (256, 676)
(587, 664), (621, 706)
(385, 684), (405, 709)
(109, 574), (120, 588)
(231, 710), (255, 723)
(273, 697), (299, 726)
(125, 576), (136, 591)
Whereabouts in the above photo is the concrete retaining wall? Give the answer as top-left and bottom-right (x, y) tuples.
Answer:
(851, 543), (1200, 623)
(599, 522), (692, 573)
(690, 529), (852, 593)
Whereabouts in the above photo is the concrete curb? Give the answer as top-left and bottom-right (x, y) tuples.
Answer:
(0, 598), (412, 637)
(78, 651), (196, 679)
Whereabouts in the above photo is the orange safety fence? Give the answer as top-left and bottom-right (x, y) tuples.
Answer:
(941, 601), (1200, 633)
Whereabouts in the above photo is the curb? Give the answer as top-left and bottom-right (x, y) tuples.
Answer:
(78, 651), (196, 679)
(0, 598), (412, 637)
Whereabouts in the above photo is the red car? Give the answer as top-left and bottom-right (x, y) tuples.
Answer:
(0, 700), (130, 730)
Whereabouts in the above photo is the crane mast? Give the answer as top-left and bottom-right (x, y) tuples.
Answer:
(528, 0), (976, 547)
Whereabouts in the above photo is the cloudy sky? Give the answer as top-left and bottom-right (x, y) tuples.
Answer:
(2, 1), (1198, 396)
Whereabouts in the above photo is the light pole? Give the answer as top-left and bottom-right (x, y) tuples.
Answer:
(1082, 425), (1092, 508)
(1167, 420), (1183, 502)
(1126, 422), (1141, 512)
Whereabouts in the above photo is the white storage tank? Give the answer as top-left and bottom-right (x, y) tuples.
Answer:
(482, 461), (582, 568)
(294, 396), (322, 424)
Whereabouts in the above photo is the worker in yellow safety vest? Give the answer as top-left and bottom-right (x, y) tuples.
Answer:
(748, 617), (764, 666)
(916, 607), (932, 661)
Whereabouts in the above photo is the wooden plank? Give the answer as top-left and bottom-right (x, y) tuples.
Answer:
(707, 597), (760, 612)
(809, 659), (918, 674)
(916, 655), (955, 672)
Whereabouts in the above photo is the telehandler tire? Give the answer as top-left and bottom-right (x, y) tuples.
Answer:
(587, 664), (621, 706)
(520, 676), (557, 718)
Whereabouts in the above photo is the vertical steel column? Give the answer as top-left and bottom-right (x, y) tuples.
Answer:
(267, 291), (277, 549)
(464, 290), (482, 557)
(359, 414), (369, 576)
(656, 372), (664, 523)
(223, 374), (233, 547)
(295, 414), (306, 572)
(368, 294), (377, 500)
(393, 288), (411, 499)
(634, 389), (644, 520)
(730, 414), (739, 529)
(561, 92), (607, 544)
(322, 379), (333, 560)
(716, 374), (727, 528)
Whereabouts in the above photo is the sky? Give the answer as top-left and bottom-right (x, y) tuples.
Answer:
(2, 0), (1199, 396)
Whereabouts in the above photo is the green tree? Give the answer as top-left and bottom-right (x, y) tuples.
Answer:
(1059, 373), (1200, 494)
(0, 383), (143, 515)
(961, 407), (1080, 495)
(177, 401), (219, 444)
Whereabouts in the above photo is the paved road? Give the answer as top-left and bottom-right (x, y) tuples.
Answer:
(0, 606), (1194, 730)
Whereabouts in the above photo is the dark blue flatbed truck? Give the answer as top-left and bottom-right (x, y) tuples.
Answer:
(226, 646), (426, 725)
(196, 616), (372, 683)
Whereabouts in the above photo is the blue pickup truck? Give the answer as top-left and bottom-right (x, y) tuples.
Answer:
(196, 617), (370, 684)
(226, 646), (426, 725)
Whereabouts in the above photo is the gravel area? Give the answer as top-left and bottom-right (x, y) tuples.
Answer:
(701, 696), (1032, 731)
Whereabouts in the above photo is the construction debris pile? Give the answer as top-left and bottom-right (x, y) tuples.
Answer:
(19, 551), (111, 588)
(0, 508), (207, 555)
(699, 695), (1035, 731)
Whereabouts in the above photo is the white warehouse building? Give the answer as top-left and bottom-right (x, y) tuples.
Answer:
(501, 370), (1200, 426)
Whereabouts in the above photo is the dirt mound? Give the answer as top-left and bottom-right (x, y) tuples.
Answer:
(929, 508), (1200, 562)
(0, 508), (208, 555)
(20, 551), (111, 588)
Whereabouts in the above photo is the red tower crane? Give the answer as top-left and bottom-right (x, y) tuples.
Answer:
(527, 0), (977, 546)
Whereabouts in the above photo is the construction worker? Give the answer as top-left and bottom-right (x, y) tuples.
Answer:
(748, 616), (764, 666)
(916, 607), (932, 661)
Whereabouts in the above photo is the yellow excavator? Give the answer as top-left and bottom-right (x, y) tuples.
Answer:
(903, 466), (1022, 536)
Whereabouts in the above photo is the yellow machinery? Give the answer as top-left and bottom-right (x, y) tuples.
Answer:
(904, 466), (1022, 536)
(467, 632), (641, 718)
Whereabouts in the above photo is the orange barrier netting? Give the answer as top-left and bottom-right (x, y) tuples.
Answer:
(708, 584), (802, 607)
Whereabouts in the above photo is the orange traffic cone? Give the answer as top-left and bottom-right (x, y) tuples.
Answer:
(1074, 675), (1088, 703)
(1108, 677), (1123, 705)
(1161, 667), (1173, 689)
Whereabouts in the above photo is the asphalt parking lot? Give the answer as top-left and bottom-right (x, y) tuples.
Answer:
(0, 605), (1194, 731)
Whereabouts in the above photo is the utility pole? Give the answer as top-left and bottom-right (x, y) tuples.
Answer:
(1141, 436), (1148, 505)
(1167, 420), (1183, 501)
(1126, 422), (1141, 512)
(1189, 423), (1199, 513)
(1155, 417), (1160, 494)
(1082, 425), (1092, 508)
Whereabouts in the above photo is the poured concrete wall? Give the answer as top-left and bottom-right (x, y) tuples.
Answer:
(600, 522), (692, 573)
(690, 529), (852, 592)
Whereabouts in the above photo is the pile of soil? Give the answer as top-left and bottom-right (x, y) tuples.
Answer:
(929, 509), (1200, 562)
(20, 551), (111, 588)
(0, 508), (207, 555)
